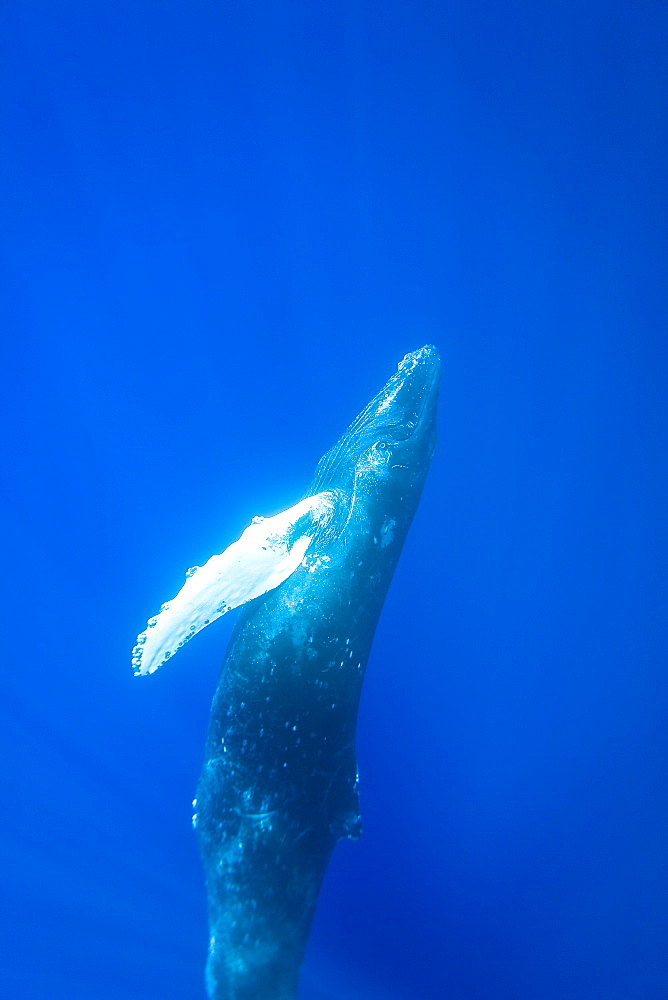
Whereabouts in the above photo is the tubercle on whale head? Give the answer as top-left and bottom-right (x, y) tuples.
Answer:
(310, 345), (440, 494)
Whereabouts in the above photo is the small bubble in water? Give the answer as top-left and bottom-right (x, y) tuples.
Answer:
(190, 625), (196, 632)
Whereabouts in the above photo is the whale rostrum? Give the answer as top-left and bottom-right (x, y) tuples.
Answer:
(134, 345), (440, 999)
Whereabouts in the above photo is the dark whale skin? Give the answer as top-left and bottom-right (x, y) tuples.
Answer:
(194, 346), (440, 1000)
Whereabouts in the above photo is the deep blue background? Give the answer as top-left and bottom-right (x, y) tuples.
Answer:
(1, 2), (667, 998)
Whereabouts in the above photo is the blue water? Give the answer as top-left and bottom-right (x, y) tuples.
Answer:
(1, 2), (667, 998)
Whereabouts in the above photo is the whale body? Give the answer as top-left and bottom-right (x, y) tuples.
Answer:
(192, 346), (440, 999)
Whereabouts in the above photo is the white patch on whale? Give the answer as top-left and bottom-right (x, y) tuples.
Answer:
(132, 492), (335, 676)
(380, 518), (396, 547)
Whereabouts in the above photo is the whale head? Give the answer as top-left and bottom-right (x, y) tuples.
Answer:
(311, 344), (441, 496)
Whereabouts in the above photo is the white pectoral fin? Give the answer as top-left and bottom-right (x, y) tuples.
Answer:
(132, 492), (335, 676)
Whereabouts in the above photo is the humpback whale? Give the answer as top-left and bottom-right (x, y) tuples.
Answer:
(133, 345), (440, 999)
